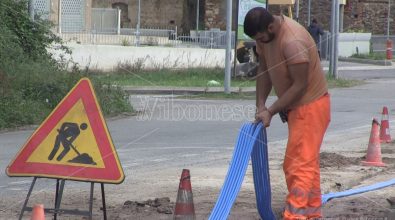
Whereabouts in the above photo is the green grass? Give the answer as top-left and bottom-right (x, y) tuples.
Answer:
(92, 69), (362, 100)
(350, 52), (387, 60)
(93, 68), (256, 88)
(178, 92), (256, 100)
(94, 68), (362, 89)
(326, 74), (363, 88)
(178, 74), (362, 99)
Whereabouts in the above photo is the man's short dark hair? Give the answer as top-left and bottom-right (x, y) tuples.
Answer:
(312, 18), (317, 24)
(244, 7), (274, 38)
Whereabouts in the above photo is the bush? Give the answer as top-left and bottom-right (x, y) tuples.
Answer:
(0, 0), (132, 130)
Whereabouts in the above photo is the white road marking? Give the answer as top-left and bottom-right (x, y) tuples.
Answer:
(323, 66), (395, 71)
(205, 150), (220, 153)
(8, 188), (23, 191)
(180, 154), (199, 157)
(151, 158), (170, 162)
(8, 180), (31, 185)
(118, 146), (234, 151)
(327, 120), (395, 136)
(122, 163), (139, 168)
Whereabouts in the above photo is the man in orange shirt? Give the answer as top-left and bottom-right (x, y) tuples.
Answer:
(244, 7), (331, 219)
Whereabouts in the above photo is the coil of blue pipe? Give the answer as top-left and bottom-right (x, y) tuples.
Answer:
(208, 122), (275, 220)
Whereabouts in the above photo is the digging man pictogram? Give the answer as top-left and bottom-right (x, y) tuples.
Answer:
(48, 122), (96, 165)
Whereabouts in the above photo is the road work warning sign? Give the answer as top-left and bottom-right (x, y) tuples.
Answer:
(6, 78), (124, 184)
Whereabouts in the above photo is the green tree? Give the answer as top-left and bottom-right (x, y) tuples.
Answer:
(0, 0), (132, 129)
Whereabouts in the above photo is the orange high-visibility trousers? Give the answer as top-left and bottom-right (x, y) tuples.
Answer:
(283, 93), (331, 220)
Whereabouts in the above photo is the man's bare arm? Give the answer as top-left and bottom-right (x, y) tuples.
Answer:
(267, 63), (309, 115)
(256, 58), (272, 113)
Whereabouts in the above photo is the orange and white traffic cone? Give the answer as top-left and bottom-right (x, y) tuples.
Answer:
(31, 204), (45, 220)
(173, 169), (195, 220)
(362, 119), (386, 167)
(380, 106), (392, 143)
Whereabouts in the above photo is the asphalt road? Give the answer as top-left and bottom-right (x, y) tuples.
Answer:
(0, 64), (394, 200)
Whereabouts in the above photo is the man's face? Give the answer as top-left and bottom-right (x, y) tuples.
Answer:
(254, 31), (275, 44)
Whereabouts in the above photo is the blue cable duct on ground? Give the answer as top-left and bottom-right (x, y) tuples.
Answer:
(209, 123), (275, 220)
(322, 178), (395, 204)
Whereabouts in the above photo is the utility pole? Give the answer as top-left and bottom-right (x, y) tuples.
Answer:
(307, 0), (311, 25)
(339, 3), (344, 32)
(388, 0), (391, 39)
(329, 0), (336, 77)
(295, 0), (300, 22)
(136, 0), (141, 46)
(117, 8), (121, 35)
(333, 0), (339, 79)
(196, 0), (200, 32)
(224, 0), (232, 94)
(386, 0), (393, 60)
(29, 0), (35, 21)
(58, 0), (62, 33)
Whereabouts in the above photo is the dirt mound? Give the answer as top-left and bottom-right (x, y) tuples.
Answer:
(122, 197), (174, 215)
(68, 153), (96, 165)
(320, 152), (360, 168)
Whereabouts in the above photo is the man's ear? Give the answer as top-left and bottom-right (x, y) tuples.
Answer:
(267, 23), (275, 33)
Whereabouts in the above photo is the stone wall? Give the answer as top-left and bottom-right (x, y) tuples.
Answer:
(291, 0), (394, 34)
(128, 0), (184, 27)
(91, 0), (185, 31)
(204, 0), (238, 30)
(205, 0), (225, 29)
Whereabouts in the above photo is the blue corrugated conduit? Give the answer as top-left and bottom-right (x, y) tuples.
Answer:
(322, 178), (395, 204)
(209, 122), (275, 220)
(251, 124), (276, 220)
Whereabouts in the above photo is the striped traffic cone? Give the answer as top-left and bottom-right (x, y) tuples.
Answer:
(173, 169), (195, 220)
(380, 106), (392, 143)
(362, 119), (386, 167)
(31, 204), (45, 220)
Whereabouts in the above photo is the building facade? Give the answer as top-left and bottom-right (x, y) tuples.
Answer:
(37, 0), (394, 35)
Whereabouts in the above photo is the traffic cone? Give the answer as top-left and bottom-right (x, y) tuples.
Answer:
(380, 106), (392, 143)
(173, 169), (195, 220)
(31, 204), (45, 220)
(362, 119), (386, 167)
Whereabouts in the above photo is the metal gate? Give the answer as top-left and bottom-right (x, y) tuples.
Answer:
(91, 8), (118, 34)
(33, 0), (50, 20)
(61, 0), (85, 33)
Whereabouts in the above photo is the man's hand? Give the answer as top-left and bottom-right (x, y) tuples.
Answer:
(255, 109), (273, 127)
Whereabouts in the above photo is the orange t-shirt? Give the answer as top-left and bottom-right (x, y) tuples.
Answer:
(256, 16), (327, 108)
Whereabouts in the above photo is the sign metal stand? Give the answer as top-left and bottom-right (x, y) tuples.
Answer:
(19, 177), (107, 220)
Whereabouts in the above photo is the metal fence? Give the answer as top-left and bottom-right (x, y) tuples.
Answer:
(319, 31), (331, 60)
(371, 35), (395, 53)
(318, 33), (395, 60)
(91, 8), (118, 34)
(30, 1), (234, 49)
(59, 26), (235, 49)
(33, 0), (50, 20)
(61, 0), (85, 33)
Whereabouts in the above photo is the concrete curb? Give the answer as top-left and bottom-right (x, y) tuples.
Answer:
(339, 57), (393, 66)
(122, 86), (256, 95)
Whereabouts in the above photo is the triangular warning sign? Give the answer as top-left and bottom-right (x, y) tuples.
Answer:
(6, 78), (124, 184)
